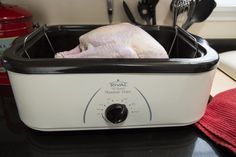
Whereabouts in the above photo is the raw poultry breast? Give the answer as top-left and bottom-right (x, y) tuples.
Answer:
(55, 23), (168, 58)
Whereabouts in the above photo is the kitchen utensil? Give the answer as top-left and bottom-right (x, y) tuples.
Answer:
(150, 0), (159, 25)
(182, 0), (216, 30)
(106, 0), (113, 24)
(137, 0), (159, 25)
(2, 25), (219, 131)
(170, 0), (192, 26)
(0, 2), (33, 85)
(182, 0), (197, 28)
(138, 0), (152, 25)
(123, 1), (140, 25)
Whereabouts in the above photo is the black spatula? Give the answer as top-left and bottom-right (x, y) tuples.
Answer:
(182, 0), (216, 30)
(123, 1), (140, 25)
(150, 0), (160, 25)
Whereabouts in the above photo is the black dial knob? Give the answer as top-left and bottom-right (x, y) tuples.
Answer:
(105, 104), (128, 124)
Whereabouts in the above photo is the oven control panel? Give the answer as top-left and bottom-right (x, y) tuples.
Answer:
(83, 79), (152, 127)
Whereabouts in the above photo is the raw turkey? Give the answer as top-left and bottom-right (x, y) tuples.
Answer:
(55, 23), (168, 58)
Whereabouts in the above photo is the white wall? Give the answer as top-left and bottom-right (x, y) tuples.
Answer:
(1, 0), (236, 38)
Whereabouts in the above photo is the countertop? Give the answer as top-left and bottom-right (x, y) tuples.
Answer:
(211, 69), (236, 96)
(0, 89), (235, 157)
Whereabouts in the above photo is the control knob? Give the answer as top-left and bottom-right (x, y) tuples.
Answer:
(105, 104), (128, 124)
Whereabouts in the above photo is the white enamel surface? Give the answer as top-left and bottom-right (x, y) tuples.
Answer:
(8, 70), (216, 131)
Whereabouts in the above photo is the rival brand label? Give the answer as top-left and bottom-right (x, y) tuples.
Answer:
(105, 79), (131, 95)
(109, 79), (127, 88)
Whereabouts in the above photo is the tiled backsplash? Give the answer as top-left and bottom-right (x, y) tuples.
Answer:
(1, 0), (236, 38)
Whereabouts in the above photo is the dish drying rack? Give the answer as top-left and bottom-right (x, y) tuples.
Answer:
(22, 25), (200, 59)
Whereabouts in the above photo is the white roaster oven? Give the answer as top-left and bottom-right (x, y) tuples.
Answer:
(3, 25), (219, 131)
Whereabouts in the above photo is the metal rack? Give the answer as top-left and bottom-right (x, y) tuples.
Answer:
(24, 25), (55, 59)
(23, 25), (199, 59)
